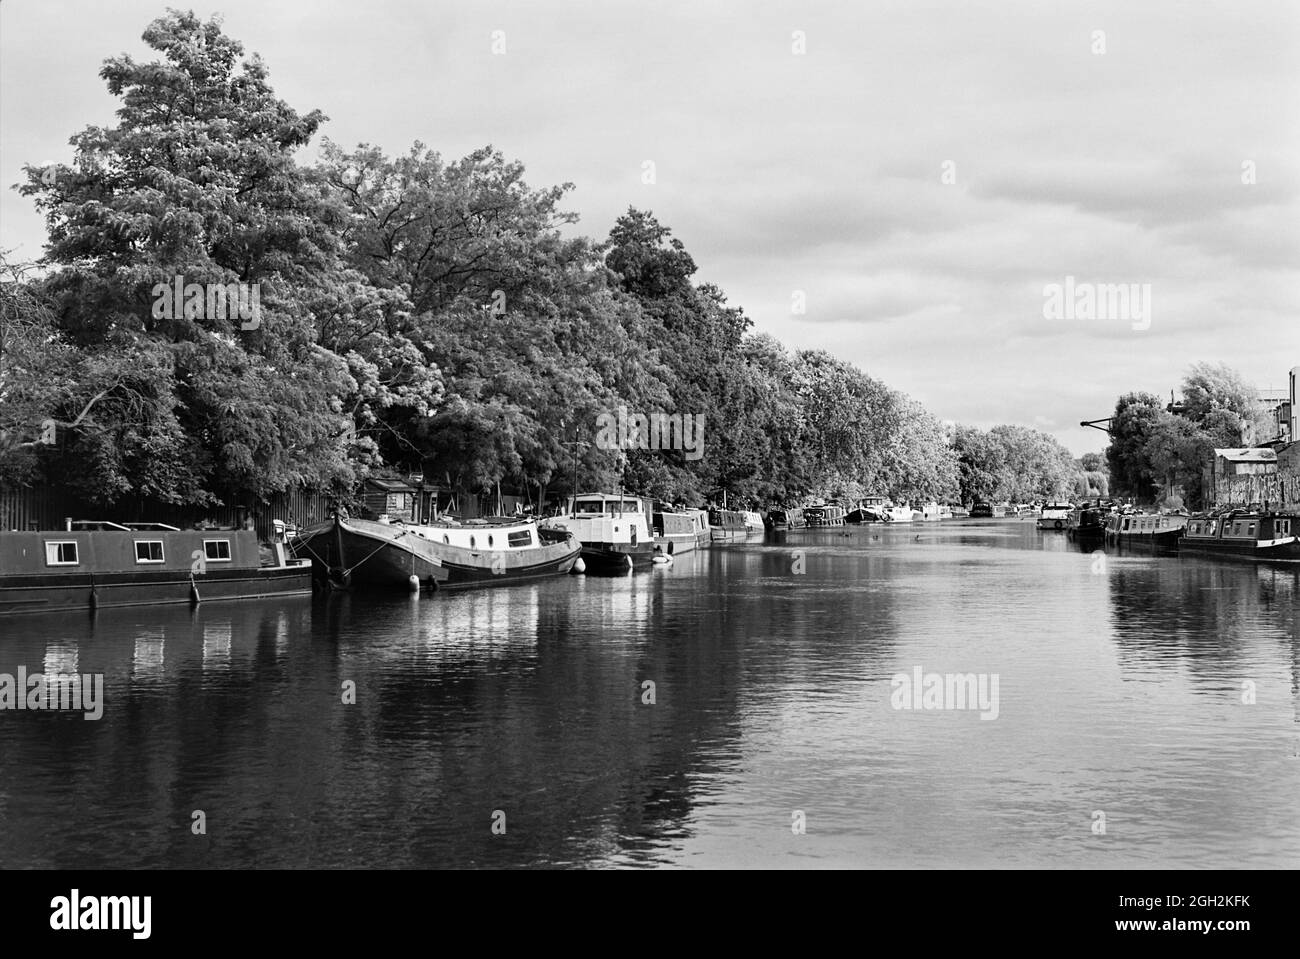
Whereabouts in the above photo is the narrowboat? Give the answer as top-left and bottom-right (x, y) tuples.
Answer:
(1065, 504), (1109, 541)
(1037, 503), (1074, 531)
(0, 521), (311, 616)
(970, 503), (1006, 518)
(541, 493), (655, 572)
(766, 507), (806, 530)
(741, 510), (766, 534)
(1179, 509), (1300, 563)
(653, 507), (699, 556)
(683, 508), (713, 549)
(293, 513), (581, 590)
(803, 503), (847, 527)
(845, 507), (886, 523)
(708, 508), (749, 543)
(861, 497), (911, 522)
(910, 503), (945, 522)
(1103, 511), (1188, 550)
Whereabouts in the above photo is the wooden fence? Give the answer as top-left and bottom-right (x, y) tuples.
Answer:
(0, 484), (336, 542)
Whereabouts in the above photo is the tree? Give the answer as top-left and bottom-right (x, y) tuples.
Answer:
(16, 10), (396, 506)
(1105, 392), (1165, 502)
(951, 424), (1077, 503)
(1179, 362), (1270, 441)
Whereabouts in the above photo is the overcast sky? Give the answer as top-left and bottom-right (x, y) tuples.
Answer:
(3, 0), (1297, 455)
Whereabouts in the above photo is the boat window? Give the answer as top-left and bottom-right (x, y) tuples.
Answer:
(203, 539), (232, 561)
(45, 541), (79, 566)
(1122, 519), (1130, 530)
(470, 535), (476, 549)
(487, 535), (494, 547)
(443, 535), (450, 545)
(508, 530), (533, 547)
(1248, 523), (1256, 535)
(134, 540), (165, 564)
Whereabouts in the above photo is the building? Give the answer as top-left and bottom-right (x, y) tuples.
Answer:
(359, 477), (418, 522)
(1209, 447), (1278, 506)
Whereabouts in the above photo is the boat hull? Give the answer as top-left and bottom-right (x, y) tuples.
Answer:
(294, 519), (580, 589)
(767, 509), (807, 530)
(653, 533), (696, 556)
(581, 543), (656, 573)
(1179, 538), (1300, 562)
(0, 565), (311, 616)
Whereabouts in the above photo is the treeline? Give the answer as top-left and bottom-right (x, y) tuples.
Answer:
(1104, 363), (1272, 509)
(1, 11), (1083, 513)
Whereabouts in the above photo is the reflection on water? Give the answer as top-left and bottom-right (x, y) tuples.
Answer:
(1, 520), (1297, 868)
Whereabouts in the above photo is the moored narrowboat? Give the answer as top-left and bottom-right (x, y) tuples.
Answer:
(766, 507), (806, 530)
(0, 521), (311, 615)
(804, 503), (847, 527)
(653, 507), (699, 556)
(1066, 504), (1108, 541)
(708, 508), (749, 542)
(1179, 509), (1300, 563)
(1103, 511), (1188, 550)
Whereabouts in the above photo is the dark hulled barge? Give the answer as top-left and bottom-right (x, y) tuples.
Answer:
(0, 521), (311, 616)
(292, 514), (581, 589)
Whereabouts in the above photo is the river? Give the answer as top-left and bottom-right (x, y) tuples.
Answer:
(2, 518), (1297, 868)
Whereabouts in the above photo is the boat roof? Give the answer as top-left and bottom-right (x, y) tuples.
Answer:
(67, 520), (184, 531)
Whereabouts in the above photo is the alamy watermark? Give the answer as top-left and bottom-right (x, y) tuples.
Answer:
(595, 406), (705, 461)
(1042, 276), (1150, 331)
(890, 666), (1000, 720)
(0, 667), (104, 720)
(151, 275), (262, 329)
(50, 890), (150, 939)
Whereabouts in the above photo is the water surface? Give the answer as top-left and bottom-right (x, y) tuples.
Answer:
(2, 519), (1297, 868)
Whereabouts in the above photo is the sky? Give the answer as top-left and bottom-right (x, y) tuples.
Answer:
(3, 0), (1298, 456)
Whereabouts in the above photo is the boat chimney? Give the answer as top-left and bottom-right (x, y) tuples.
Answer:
(64, 516), (72, 532)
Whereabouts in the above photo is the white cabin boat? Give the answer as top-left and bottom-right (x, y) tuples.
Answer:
(1036, 503), (1074, 531)
(541, 493), (655, 572)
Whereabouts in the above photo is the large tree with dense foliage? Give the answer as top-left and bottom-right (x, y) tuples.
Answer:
(951, 424), (1077, 503)
(1105, 392), (1165, 502)
(1102, 364), (1267, 509)
(16, 9), (391, 506)
(6, 10), (1035, 521)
